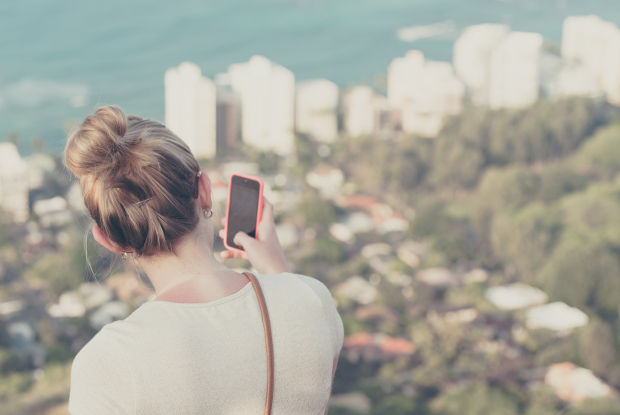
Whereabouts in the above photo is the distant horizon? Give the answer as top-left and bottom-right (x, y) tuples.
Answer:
(1, 0), (619, 155)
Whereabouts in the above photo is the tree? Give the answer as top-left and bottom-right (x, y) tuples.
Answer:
(579, 320), (617, 379)
(477, 166), (540, 212)
(430, 137), (484, 189)
(575, 124), (620, 179)
(539, 235), (620, 315)
(538, 164), (588, 202)
(432, 382), (520, 415)
(491, 203), (562, 282)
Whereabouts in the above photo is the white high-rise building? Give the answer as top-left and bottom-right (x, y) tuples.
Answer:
(387, 50), (426, 110)
(489, 32), (544, 109)
(0, 143), (28, 222)
(228, 56), (295, 155)
(454, 24), (510, 106)
(165, 62), (217, 159)
(543, 56), (602, 99)
(387, 50), (464, 137)
(342, 86), (380, 137)
(296, 79), (339, 143)
(562, 16), (620, 105)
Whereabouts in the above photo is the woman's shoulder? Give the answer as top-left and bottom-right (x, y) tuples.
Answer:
(260, 272), (344, 356)
(72, 319), (133, 368)
(258, 272), (334, 302)
(70, 321), (137, 413)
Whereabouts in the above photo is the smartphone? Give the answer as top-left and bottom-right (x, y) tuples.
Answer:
(224, 174), (264, 253)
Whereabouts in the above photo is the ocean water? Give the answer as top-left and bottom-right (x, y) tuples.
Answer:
(0, 0), (619, 155)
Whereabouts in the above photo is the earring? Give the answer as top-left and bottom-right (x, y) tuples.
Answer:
(121, 252), (129, 260)
(202, 209), (213, 219)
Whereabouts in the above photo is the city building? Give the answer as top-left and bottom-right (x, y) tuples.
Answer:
(165, 62), (217, 159)
(562, 15), (620, 105)
(489, 32), (544, 109)
(214, 75), (240, 155)
(543, 56), (602, 99)
(296, 79), (339, 143)
(454, 24), (510, 106)
(228, 55), (295, 155)
(342, 86), (380, 137)
(387, 50), (464, 137)
(0, 142), (29, 222)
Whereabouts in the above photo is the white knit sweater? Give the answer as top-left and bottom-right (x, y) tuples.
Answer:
(69, 272), (344, 414)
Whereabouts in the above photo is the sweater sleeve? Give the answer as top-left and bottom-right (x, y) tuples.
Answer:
(291, 273), (345, 358)
(69, 326), (136, 415)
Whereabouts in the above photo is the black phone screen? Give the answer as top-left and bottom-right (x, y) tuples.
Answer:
(226, 175), (260, 250)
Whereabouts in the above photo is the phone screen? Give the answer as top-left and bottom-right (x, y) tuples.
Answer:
(226, 175), (261, 250)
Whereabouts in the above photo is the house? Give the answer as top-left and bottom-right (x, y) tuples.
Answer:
(343, 332), (415, 362)
(526, 302), (588, 332)
(485, 283), (548, 310)
(335, 276), (378, 305)
(545, 362), (614, 403)
(416, 267), (458, 287)
(305, 164), (344, 198)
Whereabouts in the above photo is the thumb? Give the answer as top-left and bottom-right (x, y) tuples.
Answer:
(233, 231), (255, 248)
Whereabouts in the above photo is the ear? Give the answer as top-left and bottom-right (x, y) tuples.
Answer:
(197, 171), (213, 212)
(92, 224), (125, 254)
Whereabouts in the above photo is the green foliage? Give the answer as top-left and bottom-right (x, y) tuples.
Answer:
(440, 97), (609, 169)
(372, 394), (428, 415)
(432, 382), (520, 415)
(538, 164), (589, 202)
(298, 192), (338, 230)
(328, 407), (365, 415)
(539, 236), (620, 314)
(566, 397), (620, 415)
(477, 166), (540, 211)
(0, 371), (34, 400)
(332, 135), (431, 197)
(491, 203), (562, 282)
(295, 133), (321, 175)
(560, 183), (620, 247)
(430, 137), (484, 189)
(24, 242), (86, 297)
(533, 336), (579, 367)
(576, 124), (620, 179)
(255, 151), (282, 175)
(411, 200), (477, 265)
(579, 320), (617, 379)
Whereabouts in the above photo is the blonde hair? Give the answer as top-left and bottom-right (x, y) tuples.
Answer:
(65, 105), (201, 256)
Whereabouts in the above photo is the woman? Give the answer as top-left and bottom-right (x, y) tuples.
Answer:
(65, 105), (344, 414)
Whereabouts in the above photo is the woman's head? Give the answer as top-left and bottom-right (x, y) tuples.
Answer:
(65, 105), (205, 256)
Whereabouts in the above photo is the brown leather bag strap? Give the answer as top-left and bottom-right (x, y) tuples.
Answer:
(243, 272), (274, 415)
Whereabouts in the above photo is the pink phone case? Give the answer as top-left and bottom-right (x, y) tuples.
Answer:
(223, 174), (264, 254)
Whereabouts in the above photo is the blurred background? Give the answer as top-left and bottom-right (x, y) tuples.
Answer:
(1, 0), (620, 414)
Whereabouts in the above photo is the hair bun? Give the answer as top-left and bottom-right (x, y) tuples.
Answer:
(65, 105), (129, 176)
(65, 105), (203, 256)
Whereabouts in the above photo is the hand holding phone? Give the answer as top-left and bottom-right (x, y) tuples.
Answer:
(224, 174), (264, 253)
(220, 175), (289, 274)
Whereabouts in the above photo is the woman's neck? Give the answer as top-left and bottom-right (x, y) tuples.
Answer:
(135, 226), (232, 299)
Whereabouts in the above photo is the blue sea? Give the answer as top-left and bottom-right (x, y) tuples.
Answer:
(1, 0), (619, 155)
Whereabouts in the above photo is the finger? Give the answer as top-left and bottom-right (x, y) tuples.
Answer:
(234, 231), (255, 248)
(219, 250), (248, 260)
(220, 218), (227, 227)
(218, 229), (226, 240)
(261, 198), (274, 222)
